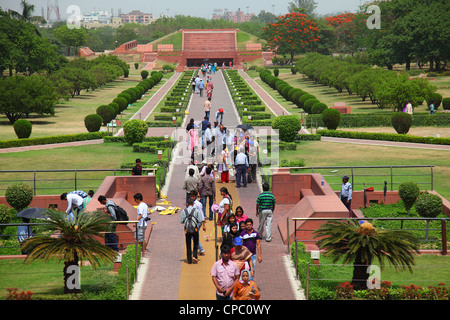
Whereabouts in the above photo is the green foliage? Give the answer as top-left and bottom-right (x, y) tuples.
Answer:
(84, 114), (103, 132)
(311, 102), (328, 114)
(0, 204), (12, 234)
(96, 105), (116, 125)
(321, 108), (341, 130)
(443, 98), (450, 110)
(391, 112), (412, 134)
(426, 93), (442, 109)
(415, 192), (443, 218)
(317, 129), (450, 145)
(398, 182), (420, 214)
(271, 115), (301, 142)
(5, 183), (33, 211)
(303, 98), (320, 114)
(13, 119), (32, 139)
(162, 64), (174, 72)
(274, 68), (279, 77)
(298, 94), (316, 110)
(123, 119), (148, 145)
(140, 70), (149, 80)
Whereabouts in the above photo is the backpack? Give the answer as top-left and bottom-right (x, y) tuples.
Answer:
(183, 208), (199, 234)
(107, 204), (129, 222)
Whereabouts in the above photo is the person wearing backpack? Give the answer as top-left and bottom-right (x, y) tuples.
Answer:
(97, 195), (119, 252)
(180, 199), (205, 264)
(134, 193), (149, 254)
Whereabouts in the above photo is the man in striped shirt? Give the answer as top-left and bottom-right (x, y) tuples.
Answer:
(256, 182), (276, 242)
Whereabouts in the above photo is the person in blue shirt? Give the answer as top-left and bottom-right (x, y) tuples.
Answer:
(340, 175), (352, 212)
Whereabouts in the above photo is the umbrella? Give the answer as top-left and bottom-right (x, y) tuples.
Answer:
(17, 207), (48, 219)
(236, 124), (254, 131)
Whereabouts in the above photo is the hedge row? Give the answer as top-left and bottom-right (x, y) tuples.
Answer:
(0, 132), (106, 149)
(258, 68), (328, 115)
(224, 70), (273, 126)
(147, 70), (194, 128)
(305, 112), (450, 128)
(317, 129), (450, 145)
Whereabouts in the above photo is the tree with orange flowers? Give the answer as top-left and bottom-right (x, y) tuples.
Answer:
(262, 12), (320, 63)
(324, 12), (367, 54)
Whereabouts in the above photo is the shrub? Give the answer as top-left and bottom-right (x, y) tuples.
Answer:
(13, 119), (32, 139)
(292, 90), (307, 107)
(108, 102), (119, 115)
(322, 108), (341, 130)
(391, 112), (412, 134)
(311, 102), (328, 114)
(162, 64), (174, 72)
(113, 97), (128, 113)
(426, 93), (442, 109)
(398, 182), (420, 215)
(304, 98), (320, 114)
(274, 68), (279, 77)
(5, 183), (33, 211)
(442, 97), (450, 110)
(272, 115), (301, 142)
(0, 204), (12, 234)
(291, 67), (297, 75)
(140, 70), (149, 79)
(117, 92), (131, 105)
(415, 192), (443, 218)
(84, 114), (103, 132)
(96, 105), (116, 125)
(123, 119), (148, 145)
(298, 94), (316, 110)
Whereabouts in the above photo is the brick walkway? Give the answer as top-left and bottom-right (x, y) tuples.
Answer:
(131, 69), (301, 300)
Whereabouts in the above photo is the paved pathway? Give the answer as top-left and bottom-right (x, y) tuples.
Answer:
(131, 69), (301, 300)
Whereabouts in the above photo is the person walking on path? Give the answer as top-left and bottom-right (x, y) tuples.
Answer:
(180, 199), (205, 264)
(216, 108), (224, 125)
(190, 190), (206, 256)
(200, 166), (216, 221)
(234, 147), (249, 188)
(206, 79), (214, 98)
(211, 245), (240, 300)
(340, 175), (352, 213)
(240, 218), (262, 280)
(183, 168), (200, 205)
(134, 192), (149, 254)
(232, 269), (260, 300)
(256, 182), (276, 242)
(204, 97), (212, 120)
(218, 144), (230, 183)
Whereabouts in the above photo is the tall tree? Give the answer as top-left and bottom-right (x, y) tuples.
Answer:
(53, 24), (87, 56)
(262, 12), (321, 63)
(287, 0), (318, 16)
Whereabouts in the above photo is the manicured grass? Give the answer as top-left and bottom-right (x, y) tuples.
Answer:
(277, 141), (450, 200)
(0, 258), (115, 298)
(0, 142), (161, 196)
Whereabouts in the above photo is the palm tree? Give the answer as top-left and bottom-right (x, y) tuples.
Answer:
(21, 209), (118, 294)
(9, 0), (42, 36)
(313, 219), (420, 291)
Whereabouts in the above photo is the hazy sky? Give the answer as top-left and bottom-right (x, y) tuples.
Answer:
(1, 0), (362, 19)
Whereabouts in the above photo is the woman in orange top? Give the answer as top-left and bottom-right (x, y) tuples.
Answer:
(232, 269), (260, 300)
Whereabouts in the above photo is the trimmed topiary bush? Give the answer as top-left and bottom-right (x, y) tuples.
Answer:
(123, 119), (148, 145)
(272, 115), (302, 142)
(398, 182), (420, 215)
(311, 102), (328, 114)
(298, 94), (316, 110)
(322, 108), (341, 130)
(303, 99), (320, 114)
(442, 97), (450, 110)
(391, 112), (412, 134)
(84, 114), (103, 132)
(117, 92), (131, 105)
(415, 192), (443, 218)
(96, 105), (116, 125)
(426, 93), (442, 110)
(140, 70), (149, 79)
(5, 183), (33, 211)
(274, 68), (279, 77)
(13, 119), (32, 139)
(292, 90), (307, 107)
(113, 97), (128, 113)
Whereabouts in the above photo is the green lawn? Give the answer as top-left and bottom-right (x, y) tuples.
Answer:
(277, 141), (450, 200)
(0, 142), (162, 196)
(0, 258), (115, 299)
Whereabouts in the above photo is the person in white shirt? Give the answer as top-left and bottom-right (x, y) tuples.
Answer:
(340, 176), (352, 213)
(60, 192), (83, 222)
(134, 193), (149, 254)
(204, 123), (213, 158)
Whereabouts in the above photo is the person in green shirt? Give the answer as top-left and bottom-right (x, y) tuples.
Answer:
(256, 182), (276, 242)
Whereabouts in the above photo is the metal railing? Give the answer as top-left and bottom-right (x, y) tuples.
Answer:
(0, 168), (158, 196)
(263, 165), (435, 191)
